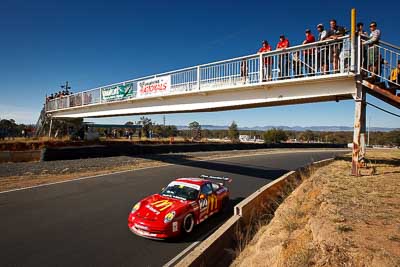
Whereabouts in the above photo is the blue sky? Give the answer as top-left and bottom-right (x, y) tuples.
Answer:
(1, 0), (399, 128)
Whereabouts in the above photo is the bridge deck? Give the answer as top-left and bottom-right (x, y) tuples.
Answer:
(45, 35), (399, 118)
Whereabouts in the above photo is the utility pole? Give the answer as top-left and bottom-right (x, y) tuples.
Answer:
(163, 115), (166, 127)
(367, 116), (371, 146)
(61, 81), (71, 93)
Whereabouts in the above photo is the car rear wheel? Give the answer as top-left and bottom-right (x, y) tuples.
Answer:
(182, 213), (194, 234)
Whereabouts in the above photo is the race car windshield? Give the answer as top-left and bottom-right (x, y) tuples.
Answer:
(160, 185), (199, 201)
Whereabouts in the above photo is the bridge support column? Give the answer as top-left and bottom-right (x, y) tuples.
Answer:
(351, 79), (366, 176)
(48, 118), (53, 139)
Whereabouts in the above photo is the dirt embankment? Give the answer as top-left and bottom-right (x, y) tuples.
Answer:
(232, 149), (400, 267)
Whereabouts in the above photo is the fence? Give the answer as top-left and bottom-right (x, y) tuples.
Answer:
(360, 38), (400, 89)
(46, 36), (353, 112)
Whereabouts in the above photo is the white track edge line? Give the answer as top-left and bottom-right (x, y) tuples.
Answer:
(0, 149), (348, 195)
(162, 220), (227, 267)
(163, 241), (201, 267)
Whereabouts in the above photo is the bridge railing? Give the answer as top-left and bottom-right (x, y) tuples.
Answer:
(361, 38), (400, 88)
(46, 36), (352, 112)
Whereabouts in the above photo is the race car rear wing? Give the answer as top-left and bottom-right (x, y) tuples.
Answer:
(199, 175), (232, 186)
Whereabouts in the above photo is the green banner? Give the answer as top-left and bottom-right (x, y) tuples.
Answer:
(101, 83), (134, 101)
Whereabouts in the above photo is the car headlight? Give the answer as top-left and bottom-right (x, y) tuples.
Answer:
(164, 211), (176, 223)
(131, 202), (141, 213)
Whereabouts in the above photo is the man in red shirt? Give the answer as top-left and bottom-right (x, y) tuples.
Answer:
(303, 29), (316, 75)
(276, 35), (290, 79)
(258, 40), (272, 81)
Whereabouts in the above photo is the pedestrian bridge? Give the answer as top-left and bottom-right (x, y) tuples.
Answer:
(45, 35), (399, 118)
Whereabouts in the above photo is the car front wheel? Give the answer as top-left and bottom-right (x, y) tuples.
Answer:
(182, 213), (194, 234)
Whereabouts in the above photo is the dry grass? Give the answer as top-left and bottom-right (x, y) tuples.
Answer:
(232, 149), (400, 267)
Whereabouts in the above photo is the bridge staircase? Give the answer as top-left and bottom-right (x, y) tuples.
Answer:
(360, 40), (400, 109)
(34, 107), (49, 137)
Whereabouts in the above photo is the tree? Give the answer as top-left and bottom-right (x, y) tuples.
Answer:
(386, 130), (400, 146)
(299, 130), (315, 142)
(152, 124), (164, 138)
(139, 116), (152, 138)
(263, 128), (288, 144)
(228, 121), (239, 142)
(189, 121), (201, 140)
(165, 125), (178, 137)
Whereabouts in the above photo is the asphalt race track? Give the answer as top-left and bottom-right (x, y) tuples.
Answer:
(0, 149), (347, 267)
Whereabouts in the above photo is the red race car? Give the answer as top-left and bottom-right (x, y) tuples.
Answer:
(128, 175), (231, 239)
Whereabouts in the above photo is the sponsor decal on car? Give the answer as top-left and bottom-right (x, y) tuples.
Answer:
(208, 195), (218, 211)
(199, 198), (208, 211)
(132, 227), (157, 237)
(135, 224), (148, 230)
(172, 221), (178, 232)
(216, 188), (227, 194)
(146, 204), (161, 215)
(151, 200), (173, 211)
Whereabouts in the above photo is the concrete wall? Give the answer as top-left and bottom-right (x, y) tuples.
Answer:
(0, 150), (41, 163)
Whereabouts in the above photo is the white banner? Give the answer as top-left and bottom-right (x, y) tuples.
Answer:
(137, 75), (171, 98)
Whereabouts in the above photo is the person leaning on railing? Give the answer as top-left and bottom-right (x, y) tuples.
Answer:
(276, 35), (290, 79)
(325, 19), (346, 73)
(303, 29), (316, 76)
(363, 21), (381, 79)
(258, 40), (273, 81)
(316, 24), (329, 74)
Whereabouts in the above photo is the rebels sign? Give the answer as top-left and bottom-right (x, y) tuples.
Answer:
(137, 75), (171, 98)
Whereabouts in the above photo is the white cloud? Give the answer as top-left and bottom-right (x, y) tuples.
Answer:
(0, 104), (41, 125)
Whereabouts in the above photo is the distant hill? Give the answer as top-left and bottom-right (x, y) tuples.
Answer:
(176, 125), (398, 132)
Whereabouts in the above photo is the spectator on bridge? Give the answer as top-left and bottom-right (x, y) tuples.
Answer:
(276, 35), (290, 79)
(388, 60), (400, 95)
(364, 21), (381, 79)
(240, 59), (248, 83)
(356, 22), (369, 72)
(292, 51), (305, 78)
(303, 29), (316, 75)
(325, 19), (346, 72)
(258, 40), (272, 81)
(316, 24), (329, 74)
(356, 22), (368, 37)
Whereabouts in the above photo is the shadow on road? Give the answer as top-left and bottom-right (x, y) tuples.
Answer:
(138, 153), (289, 180)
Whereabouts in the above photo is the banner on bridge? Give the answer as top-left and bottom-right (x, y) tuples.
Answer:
(101, 83), (134, 101)
(136, 75), (171, 98)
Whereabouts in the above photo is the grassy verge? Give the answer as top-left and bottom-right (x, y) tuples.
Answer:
(232, 149), (400, 267)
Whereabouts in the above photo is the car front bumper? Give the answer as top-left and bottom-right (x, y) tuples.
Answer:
(128, 214), (180, 239)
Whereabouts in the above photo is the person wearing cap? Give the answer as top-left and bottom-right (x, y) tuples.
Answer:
(316, 24), (328, 74)
(302, 29), (316, 75)
(276, 35), (290, 79)
(364, 21), (381, 77)
(317, 24), (327, 41)
(258, 40), (273, 81)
